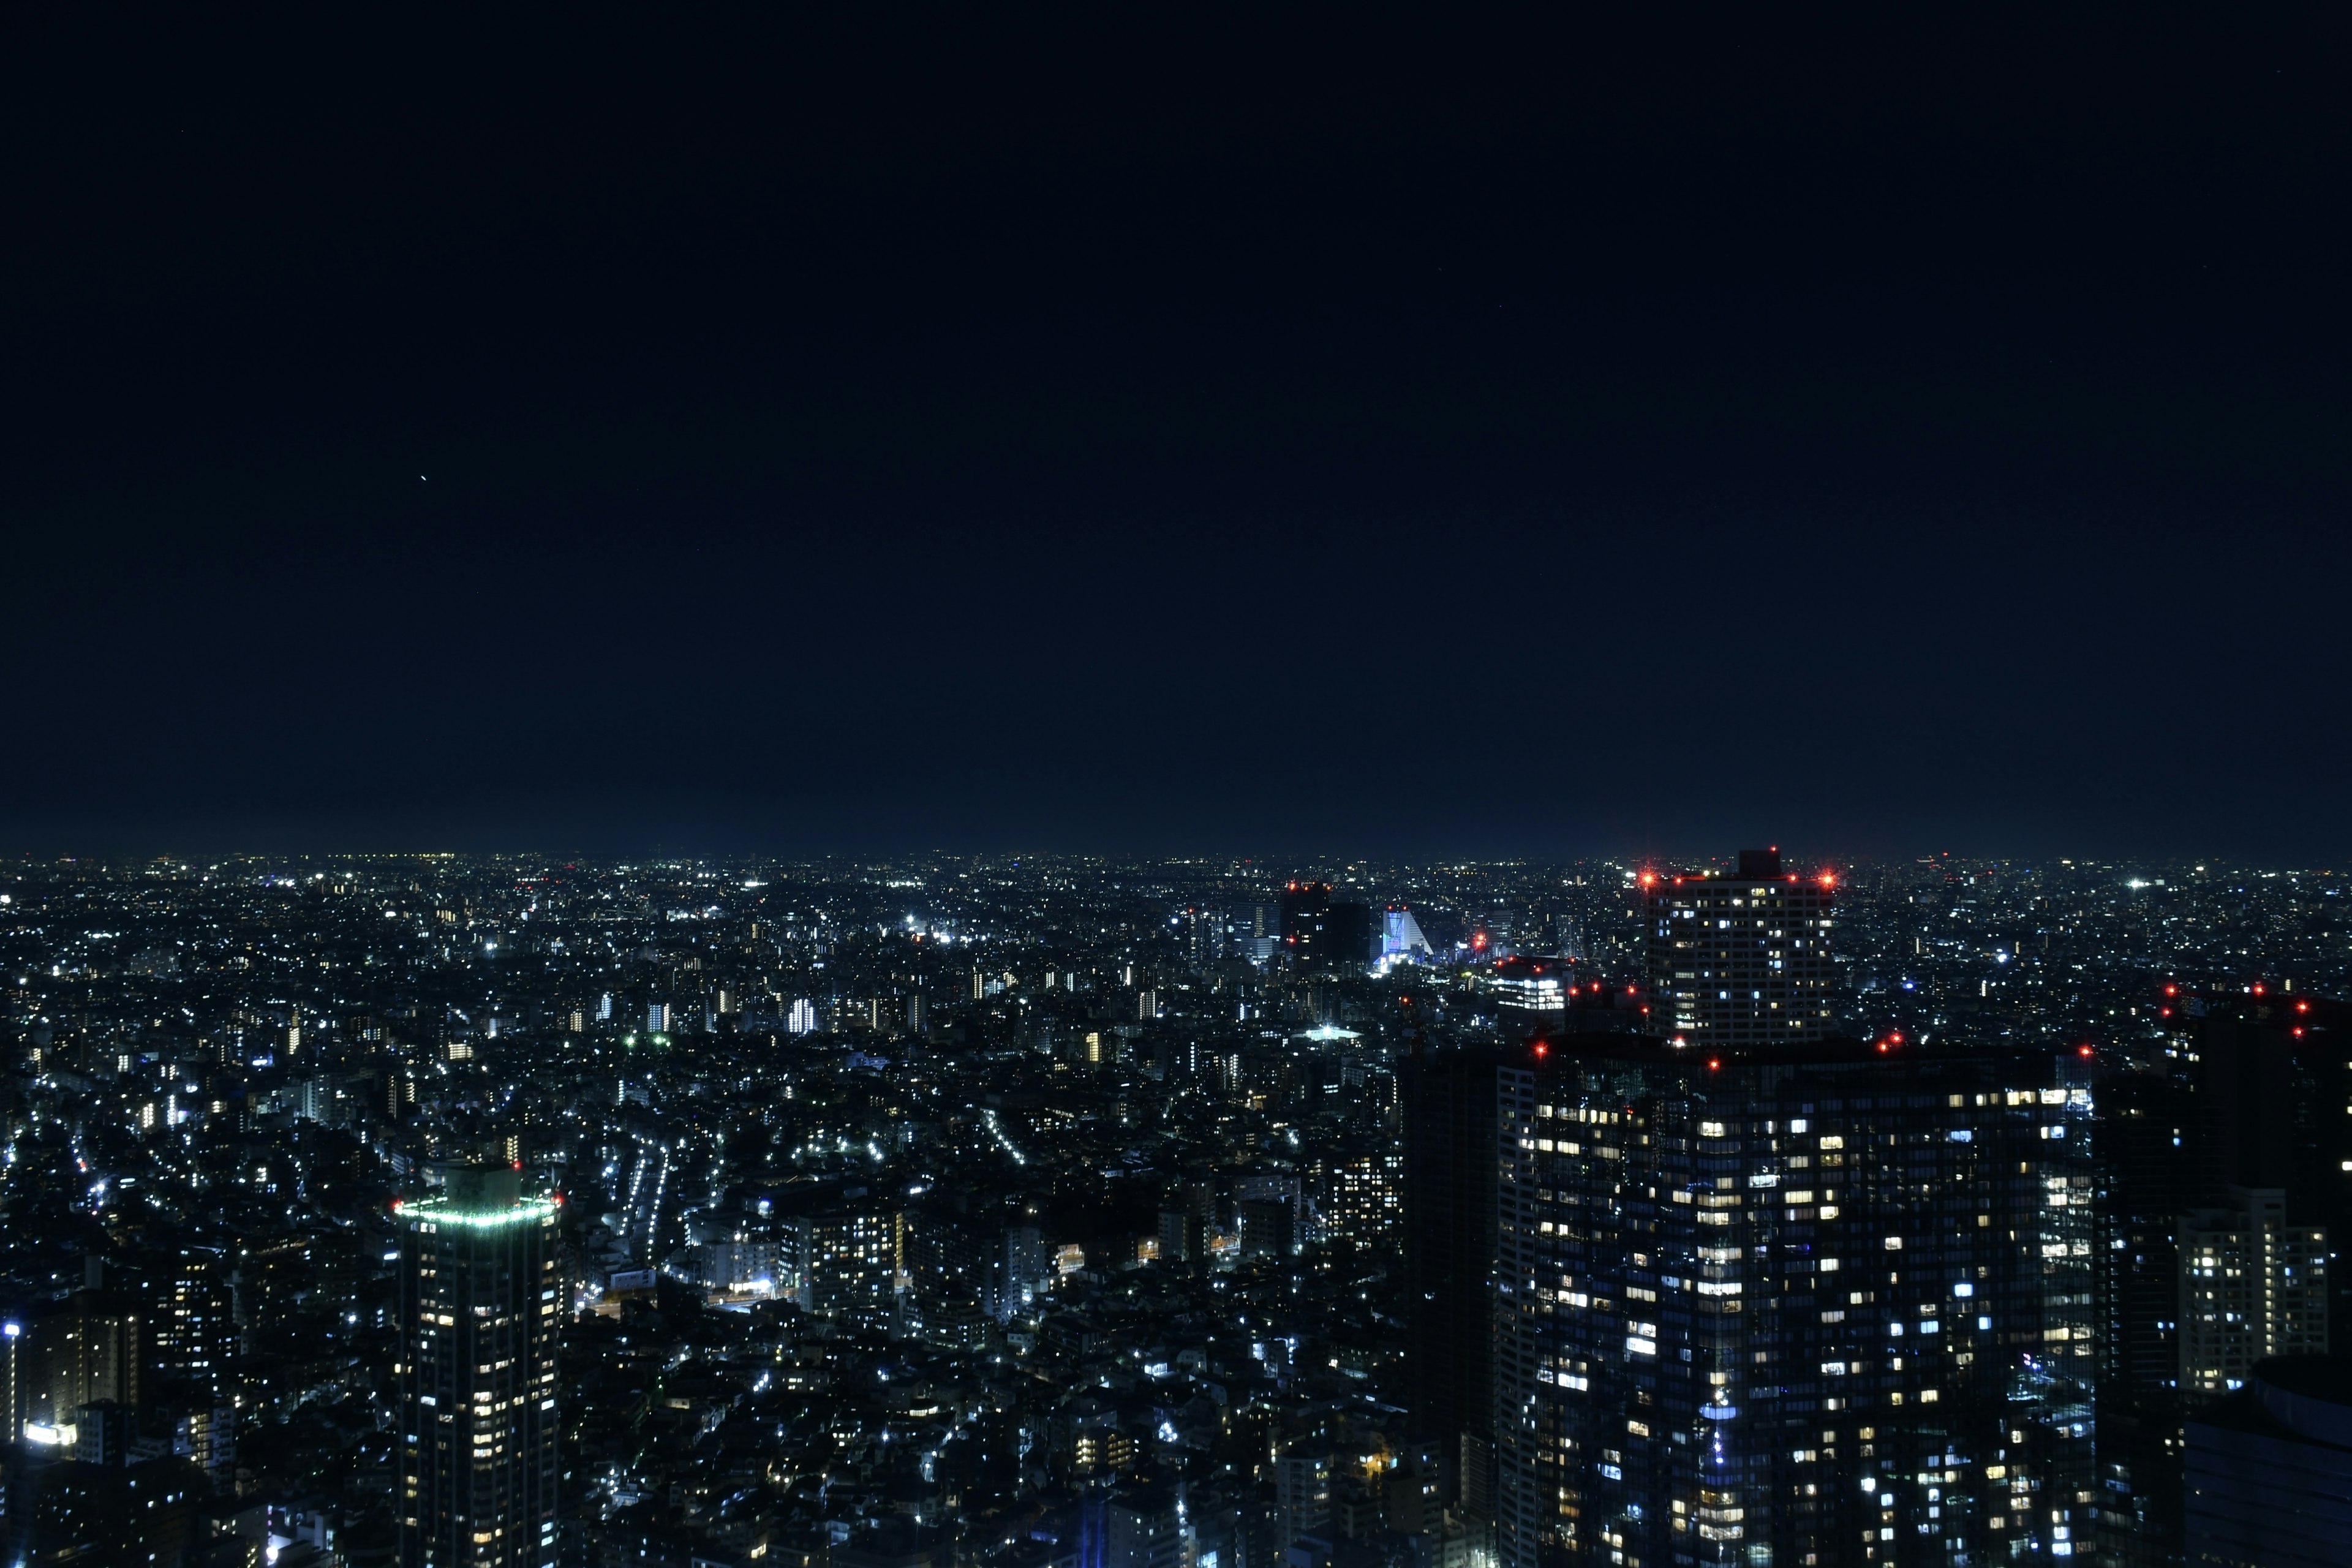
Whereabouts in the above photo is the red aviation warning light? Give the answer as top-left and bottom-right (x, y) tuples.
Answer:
(2078, 1044), (2095, 1058)
(1532, 1041), (1549, 1060)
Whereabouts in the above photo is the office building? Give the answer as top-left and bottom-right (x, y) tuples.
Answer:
(396, 1166), (561, 1568)
(1480, 957), (1569, 1022)
(1645, 848), (1838, 1048)
(1493, 1035), (2098, 1568)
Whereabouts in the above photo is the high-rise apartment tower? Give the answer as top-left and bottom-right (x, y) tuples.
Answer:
(1493, 1037), (2099, 1567)
(396, 1167), (561, 1568)
(1644, 848), (1838, 1048)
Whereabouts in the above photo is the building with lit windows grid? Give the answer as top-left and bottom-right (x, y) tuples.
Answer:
(786, 1206), (905, 1330)
(396, 1167), (562, 1568)
(2178, 1186), (2329, 1403)
(1493, 1037), (2097, 1568)
(1645, 850), (1838, 1049)
(1327, 1147), (1406, 1248)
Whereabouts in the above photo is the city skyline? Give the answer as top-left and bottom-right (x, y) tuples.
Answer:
(2, 845), (2350, 1566)
(6, 10), (2352, 1564)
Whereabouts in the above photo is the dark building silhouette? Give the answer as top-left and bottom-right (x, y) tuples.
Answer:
(1281, 884), (1373, 973)
(1401, 1047), (1512, 1521)
(2184, 1355), (2352, 1567)
(13, 1286), (143, 1435)
(2191, 991), (2352, 1351)
(3, 1453), (202, 1568)
(1401, 1048), (1514, 1523)
(2089, 990), (2352, 1567)
(2093, 1067), (2204, 1567)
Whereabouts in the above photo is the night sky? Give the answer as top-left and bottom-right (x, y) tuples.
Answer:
(5, 9), (2347, 859)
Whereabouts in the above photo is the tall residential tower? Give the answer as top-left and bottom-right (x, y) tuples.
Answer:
(396, 1167), (562, 1568)
(1644, 848), (1838, 1048)
(1492, 1038), (2100, 1567)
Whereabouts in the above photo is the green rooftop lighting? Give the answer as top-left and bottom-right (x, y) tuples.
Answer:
(396, 1194), (560, 1229)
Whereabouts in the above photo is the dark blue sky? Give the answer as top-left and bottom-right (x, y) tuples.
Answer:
(4, 8), (2348, 859)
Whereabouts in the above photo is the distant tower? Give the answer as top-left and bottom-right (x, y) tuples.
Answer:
(1281, 882), (1373, 973)
(1381, 908), (1432, 961)
(396, 1167), (560, 1568)
(1644, 846), (1838, 1047)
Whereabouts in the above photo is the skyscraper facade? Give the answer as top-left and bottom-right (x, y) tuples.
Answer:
(396, 1167), (562, 1568)
(1493, 1036), (2099, 1568)
(1645, 850), (1838, 1048)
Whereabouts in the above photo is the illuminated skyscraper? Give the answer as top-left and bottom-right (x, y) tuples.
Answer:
(396, 1167), (561, 1568)
(1645, 848), (1838, 1047)
(1492, 1038), (2098, 1567)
